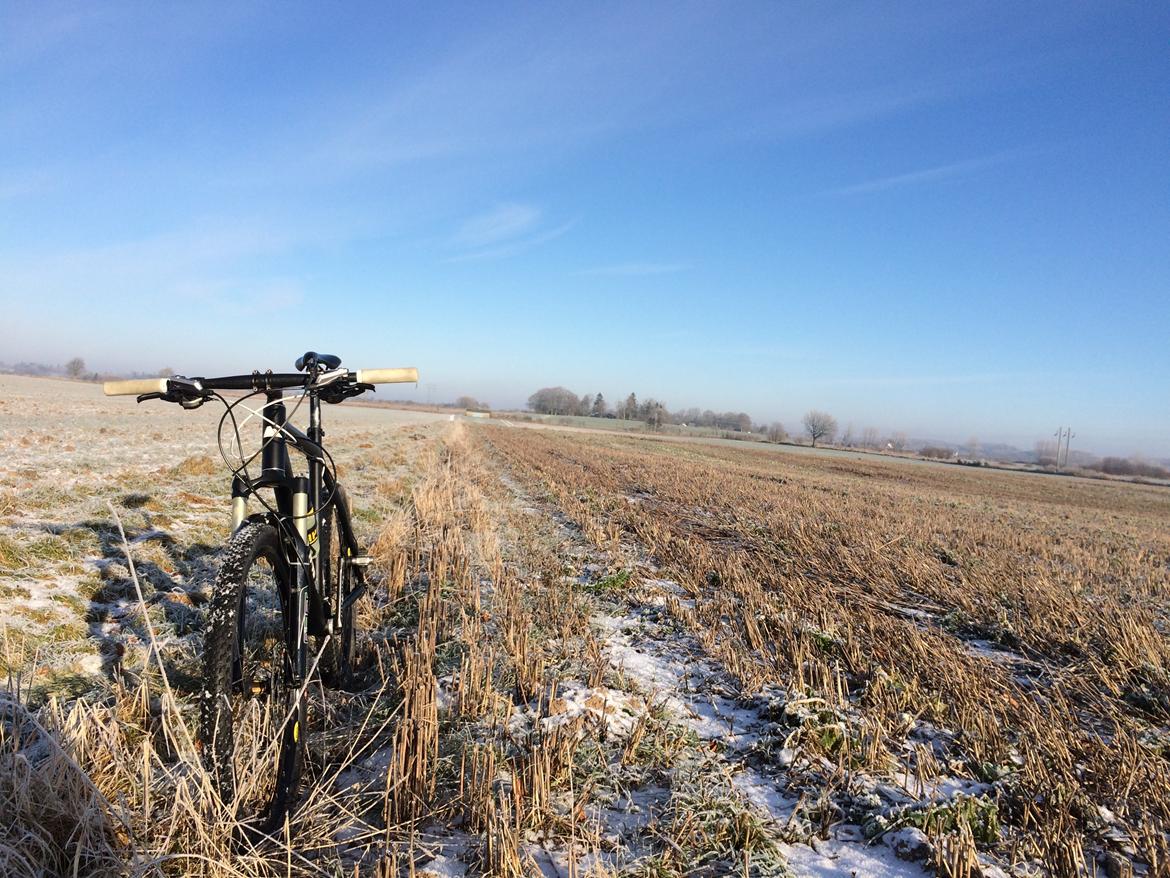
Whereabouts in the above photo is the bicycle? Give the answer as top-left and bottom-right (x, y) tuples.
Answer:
(104, 352), (418, 832)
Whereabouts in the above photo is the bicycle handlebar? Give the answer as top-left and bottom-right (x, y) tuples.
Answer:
(103, 367), (419, 397)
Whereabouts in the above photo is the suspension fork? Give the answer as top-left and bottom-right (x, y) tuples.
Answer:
(308, 393), (324, 587)
(258, 389), (312, 684)
(303, 393), (340, 635)
(288, 475), (313, 683)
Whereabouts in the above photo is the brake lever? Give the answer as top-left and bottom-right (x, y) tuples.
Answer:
(320, 382), (374, 404)
(134, 389), (210, 408)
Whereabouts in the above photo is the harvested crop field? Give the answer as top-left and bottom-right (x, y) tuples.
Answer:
(2, 376), (1168, 878)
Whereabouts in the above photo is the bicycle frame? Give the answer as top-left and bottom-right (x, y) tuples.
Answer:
(228, 388), (366, 686)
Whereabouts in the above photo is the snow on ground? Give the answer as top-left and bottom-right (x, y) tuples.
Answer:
(594, 586), (934, 878)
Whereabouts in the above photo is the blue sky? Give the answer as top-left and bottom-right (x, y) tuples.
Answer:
(2, 2), (1167, 456)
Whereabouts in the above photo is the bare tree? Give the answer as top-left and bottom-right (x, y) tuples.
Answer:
(456, 395), (488, 410)
(802, 410), (837, 447)
(621, 393), (637, 421)
(65, 357), (86, 378)
(841, 423), (855, 447)
(861, 427), (880, 449)
(591, 393), (607, 417)
(527, 387), (579, 415)
(1034, 440), (1059, 467)
(889, 432), (907, 452)
(159, 366), (176, 377)
(767, 422), (787, 443)
(642, 398), (667, 430)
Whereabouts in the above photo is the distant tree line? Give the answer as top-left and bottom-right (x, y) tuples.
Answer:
(524, 389), (919, 452)
(0, 358), (176, 383)
(918, 446), (954, 460)
(526, 387), (759, 433)
(520, 386), (1167, 478)
(0, 361), (65, 376)
(1087, 457), (1169, 479)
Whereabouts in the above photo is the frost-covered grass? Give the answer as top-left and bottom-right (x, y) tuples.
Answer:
(1, 375), (453, 875)
(0, 375), (442, 701)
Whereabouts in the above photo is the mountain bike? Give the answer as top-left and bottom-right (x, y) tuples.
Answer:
(104, 352), (418, 832)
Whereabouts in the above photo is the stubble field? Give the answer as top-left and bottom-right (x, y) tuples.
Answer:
(2, 376), (1168, 878)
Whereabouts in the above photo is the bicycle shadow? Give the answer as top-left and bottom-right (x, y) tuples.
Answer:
(30, 492), (222, 695)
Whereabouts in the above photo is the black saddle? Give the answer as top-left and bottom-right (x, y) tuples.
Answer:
(295, 351), (342, 372)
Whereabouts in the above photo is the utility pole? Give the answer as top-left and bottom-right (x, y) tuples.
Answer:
(1053, 426), (1075, 467)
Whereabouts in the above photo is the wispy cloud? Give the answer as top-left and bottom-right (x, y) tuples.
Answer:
(581, 262), (689, 277)
(447, 219), (576, 263)
(453, 203), (542, 249)
(822, 150), (1026, 197)
(443, 201), (579, 262)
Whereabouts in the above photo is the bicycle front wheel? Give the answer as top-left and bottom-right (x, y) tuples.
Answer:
(199, 520), (304, 832)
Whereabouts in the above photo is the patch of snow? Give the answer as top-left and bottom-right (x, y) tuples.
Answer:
(892, 768), (989, 801)
(782, 832), (929, 878)
(78, 653), (104, 674)
(883, 827), (931, 861)
(416, 854), (466, 878)
(542, 683), (647, 740)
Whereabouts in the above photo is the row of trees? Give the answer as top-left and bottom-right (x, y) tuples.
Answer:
(527, 388), (852, 447)
(1088, 457), (1170, 479)
(526, 389), (941, 452)
(526, 387), (754, 433)
(528, 389), (898, 449)
(60, 358), (177, 382)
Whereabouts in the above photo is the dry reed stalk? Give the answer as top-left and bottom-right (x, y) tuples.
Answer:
(384, 627), (439, 826)
(479, 785), (530, 878)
